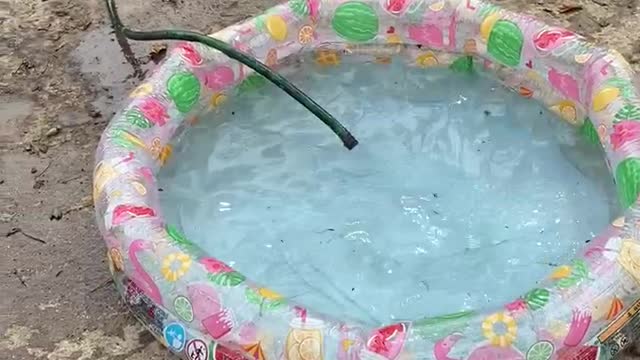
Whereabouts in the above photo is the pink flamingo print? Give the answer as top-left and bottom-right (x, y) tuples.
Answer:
(128, 239), (163, 305)
(564, 310), (592, 347)
(433, 332), (463, 360)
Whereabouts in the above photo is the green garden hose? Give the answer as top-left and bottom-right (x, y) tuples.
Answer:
(105, 0), (358, 150)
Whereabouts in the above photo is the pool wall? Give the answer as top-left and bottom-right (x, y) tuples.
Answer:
(95, 0), (640, 359)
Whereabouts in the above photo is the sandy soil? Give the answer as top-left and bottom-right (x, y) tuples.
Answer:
(1, 0), (639, 359)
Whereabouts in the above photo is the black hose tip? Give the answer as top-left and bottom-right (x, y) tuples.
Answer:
(343, 134), (359, 151)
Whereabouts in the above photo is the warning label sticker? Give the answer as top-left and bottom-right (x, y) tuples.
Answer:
(597, 298), (640, 359)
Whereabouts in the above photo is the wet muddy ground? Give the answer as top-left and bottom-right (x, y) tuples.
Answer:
(1, 0), (639, 359)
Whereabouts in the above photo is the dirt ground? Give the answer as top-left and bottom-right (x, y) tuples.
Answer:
(1, 0), (640, 359)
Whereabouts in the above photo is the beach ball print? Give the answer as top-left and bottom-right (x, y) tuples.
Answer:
(163, 323), (187, 351)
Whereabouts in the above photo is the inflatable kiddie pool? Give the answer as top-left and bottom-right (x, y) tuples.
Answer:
(95, 0), (640, 359)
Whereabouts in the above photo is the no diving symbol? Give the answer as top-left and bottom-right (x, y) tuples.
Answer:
(185, 339), (208, 360)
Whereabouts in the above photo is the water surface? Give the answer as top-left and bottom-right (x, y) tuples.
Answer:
(159, 58), (617, 325)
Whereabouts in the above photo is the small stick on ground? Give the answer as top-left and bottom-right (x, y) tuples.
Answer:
(90, 278), (114, 293)
(558, 4), (583, 14)
(63, 196), (94, 215)
(58, 174), (83, 184)
(12, 269), (27, 287)
(6, 227), (47, 244)
(35, 160), (53, 179)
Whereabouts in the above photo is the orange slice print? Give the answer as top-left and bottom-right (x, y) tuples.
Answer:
(298, 25), (315, 45)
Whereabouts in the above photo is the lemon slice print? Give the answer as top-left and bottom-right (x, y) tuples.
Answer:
(526, 340), (554, 360)
(298, 25), (315, 45)
(299, 338), (322, 360)
(174, 296), (194, 322)
(288, 345), (301, 360)
(293, 329), (317, 343)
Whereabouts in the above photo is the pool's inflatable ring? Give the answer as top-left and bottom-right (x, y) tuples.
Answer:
(95, 0), (640, 359)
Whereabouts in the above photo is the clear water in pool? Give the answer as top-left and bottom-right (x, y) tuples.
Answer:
(158, 58), (618, 325)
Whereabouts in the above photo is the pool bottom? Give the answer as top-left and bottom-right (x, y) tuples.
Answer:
(158, 59), (617, 326)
